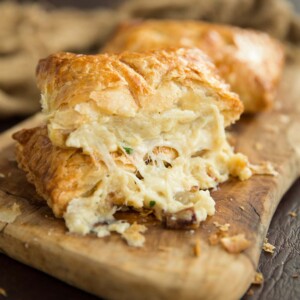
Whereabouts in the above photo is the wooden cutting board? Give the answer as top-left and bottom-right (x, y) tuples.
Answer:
(1, 59), (300, 300)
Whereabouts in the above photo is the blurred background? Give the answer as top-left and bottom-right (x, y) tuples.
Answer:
(0, 0), (299, 119)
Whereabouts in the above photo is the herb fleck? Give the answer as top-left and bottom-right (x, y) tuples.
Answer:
(149, 200), (156, 208)
(123, 146), (133, 155)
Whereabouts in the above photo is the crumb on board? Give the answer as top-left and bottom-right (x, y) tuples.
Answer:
(213, 222), (230, 232)
(193, 239), (201, 257)
(253, 272), (264, 285)
(0, 173), (5, 178)
(208, 233), (220, 246)
(262, 238), (276, 254)
(208, 222), (231, 246)
(279, 114), (290, 124)
(289, 211), (297, 218)
(274, 101), (283, 111)
(239, 206), (245, 211)
(0, 288), (7, 297)
(292, 273), (299, 278)
(263, 124), (279, 133)
(158, 246), (171, 252)
(220, 234), (251, 254)
(246, 288), (254, 296)
(250, 161), (278, 176)
(0, 203), (21, 223)
(254, 142), (263, 150)
(122, 222), (147, 247)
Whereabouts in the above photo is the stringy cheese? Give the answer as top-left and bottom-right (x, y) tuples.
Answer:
(56, 101), (253, 246)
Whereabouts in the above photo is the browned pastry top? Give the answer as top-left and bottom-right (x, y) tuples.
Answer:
(103, 20), (285, 112)
(36, 48), (242, 126)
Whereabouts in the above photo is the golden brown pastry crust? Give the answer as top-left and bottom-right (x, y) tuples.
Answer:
(13, 127), (106, 217)
(36, 48), (242, 128)
(103, 20), (285, 113)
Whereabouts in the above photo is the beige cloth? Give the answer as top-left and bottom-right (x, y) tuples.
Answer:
(0, 0), (299, 118)
(0, 2), (126, 117)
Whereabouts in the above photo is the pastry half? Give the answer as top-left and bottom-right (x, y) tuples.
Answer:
(103, 20), (285, 113)
(13, 49), (252, 245)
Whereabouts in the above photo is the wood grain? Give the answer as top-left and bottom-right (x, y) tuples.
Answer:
(0, 60), (300, 300)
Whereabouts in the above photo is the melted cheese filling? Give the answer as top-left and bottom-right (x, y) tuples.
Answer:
(55, 102), (252, 240)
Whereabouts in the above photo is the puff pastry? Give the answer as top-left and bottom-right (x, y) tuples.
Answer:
(14, 49), (253, 245)
(103, 20), (285, 113)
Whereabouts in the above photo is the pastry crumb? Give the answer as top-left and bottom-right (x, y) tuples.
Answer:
(262, 238), (275, 254)
(122, 222), (147, 247)
(213, 222), (230, 232)
(292, 273), (299, 278)
(239, 206), (245, 211)
(274, 101), (283, 111)
(208, 222), (231, 246)
(254, 142), (263, 150)
(263, 124), (279, 133)
(208, 233), (220, 246)
(0, 203), (21, 223)
(0, 173), (5, 178)
(253, 272), (264, 285)
(288, 211), (297, 218)
(158, 246), (171, 252)
(193, 239), (201, 257)
(250, 161), (277, 176)
(279, 114), (290, 124)
(0, 288), (7, 297)
(220, 234), (251, 253)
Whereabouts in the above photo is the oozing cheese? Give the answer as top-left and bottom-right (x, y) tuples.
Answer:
(57, 102), (252, 244)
